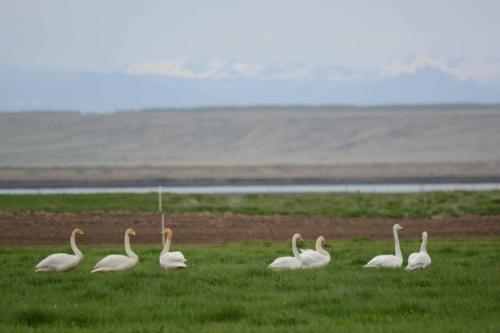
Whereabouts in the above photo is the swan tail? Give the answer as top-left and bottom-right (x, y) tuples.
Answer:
(35, 267), (51, 272)
(91, 267), (112, 273)
(161, 263), (187, 269)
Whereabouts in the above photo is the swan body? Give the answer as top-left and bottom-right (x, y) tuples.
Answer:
(268, 234), (304, 270)
(160, 228), (187, 269)
(91, 228), (138, 273)
(35, 228), (85, 272)
(365, 224), (405, 268)
(406, 231), (431, 270)
(300, 236), (331, 269)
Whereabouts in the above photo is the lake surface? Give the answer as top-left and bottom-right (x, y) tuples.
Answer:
(1, 183), (499, 195)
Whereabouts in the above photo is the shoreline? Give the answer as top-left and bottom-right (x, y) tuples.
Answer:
(1, 163), (499, 188)
(2, 176), (500, 189)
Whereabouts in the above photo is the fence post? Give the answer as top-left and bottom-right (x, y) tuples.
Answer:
(159, 185), (165, 246)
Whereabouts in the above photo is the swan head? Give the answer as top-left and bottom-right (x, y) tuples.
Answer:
(161, 228), (173, 239)
(126, 228), (136, 236)
(318, 236), (329, 247)
(74, 228), (85, 236)
(293, 233), (305, 246)
(393, 224), (405, 231)
(422, 231), (428, 240)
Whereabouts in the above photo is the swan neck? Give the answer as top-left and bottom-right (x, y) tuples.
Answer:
(161, 238), (171, 256)
(420, 234), (428, 253)
(292, 235), (300, 259)
(70, 230), (83, 258)
(393, 228), (402, 258)
(315, 238), (329, 256)
(124, 232), (138, 260)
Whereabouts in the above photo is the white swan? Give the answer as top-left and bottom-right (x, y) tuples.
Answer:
(405, 231), (431, 270)
(300, 235), (331, 269)
(268, 233), (304, 270)
(91, 228), (139, 273)
(364, 224), (405, 268)
(160, 228), (187, 269)
(35, 228), (85, 272)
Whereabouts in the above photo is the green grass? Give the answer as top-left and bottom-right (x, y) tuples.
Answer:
(1, 190), (500, 218)
(0, 239), (498, 332)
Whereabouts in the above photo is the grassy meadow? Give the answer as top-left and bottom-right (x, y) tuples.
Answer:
(1, 190), (500, 217)
(0, 239), (499, 332)
(0, 191), (499, 331)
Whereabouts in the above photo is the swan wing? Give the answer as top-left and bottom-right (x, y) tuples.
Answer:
(167, 251), (187, 262)
(364, 255), (402, 268)
(405, 252), (432, 270)
(299, 251), (330, 268)
(92, 254), (134, 272)
(268, 256), (302, 270)
(35, 253), (80, 272)
(160, 252), (187, 269)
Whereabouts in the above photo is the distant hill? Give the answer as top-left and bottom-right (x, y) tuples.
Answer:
(1, 66), (499, 112)
(1, 106), (499, 167)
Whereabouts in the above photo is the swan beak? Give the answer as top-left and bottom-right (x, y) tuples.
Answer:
(298, 238), (305, 246)
(131, 231), (137, 236)
(400, 226), (406, 230)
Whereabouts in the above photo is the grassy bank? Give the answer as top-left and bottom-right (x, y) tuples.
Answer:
(1, 190), (499, 218)
(0, 239), (498, 332)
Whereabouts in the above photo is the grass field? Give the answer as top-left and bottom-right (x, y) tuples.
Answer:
(0, 239), (498, 332)
(1, 190), (500, 218)
(1, 191), (499, 332)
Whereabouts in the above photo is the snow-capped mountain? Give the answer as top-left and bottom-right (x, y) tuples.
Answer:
(126, 59), (375, 82)
(1, 60), (499, 112)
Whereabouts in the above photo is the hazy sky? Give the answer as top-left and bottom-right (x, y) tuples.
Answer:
(1, 0), (500, 82)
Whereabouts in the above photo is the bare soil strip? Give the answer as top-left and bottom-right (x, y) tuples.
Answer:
(1, 212), (499, 246)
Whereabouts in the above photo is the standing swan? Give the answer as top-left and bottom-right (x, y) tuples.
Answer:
(268, 233), (304, 270)
(91, 228), (139, 273)
(35, 228), (85, 272)
(300, 235), (331, 269)
(364, 224), (405, 268)
(405, 231), (431, 270)
(160, 228), (187, 269)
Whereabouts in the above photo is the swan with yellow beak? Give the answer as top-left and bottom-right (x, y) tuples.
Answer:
(91, 228), (139, 273)
(364, 224), (406, 268)
(35, 228), (85, 272)
(300, 236), (331, 269)
(160, 228), (187, 269)
(268, 233), (305, 270)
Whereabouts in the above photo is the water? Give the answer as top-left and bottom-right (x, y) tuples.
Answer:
(0, 183), (499, 195)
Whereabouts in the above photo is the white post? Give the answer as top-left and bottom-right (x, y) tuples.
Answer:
(159, 186), (165, 246)
(161, 213), (165, 246)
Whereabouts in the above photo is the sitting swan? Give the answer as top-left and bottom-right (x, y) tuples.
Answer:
(35, 228), (85, 272)
(364, 224), (405, 268)
(91, 228), (139, 273)
(300, 235), (331, 269)
(160, 228), (187, 269)
(268, 233), (304, 270)
(405, 231), (431, 270)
